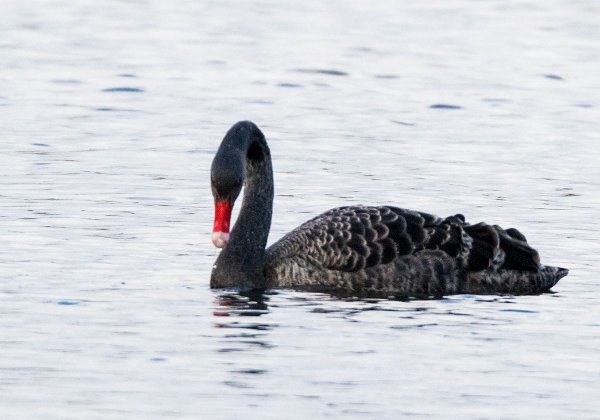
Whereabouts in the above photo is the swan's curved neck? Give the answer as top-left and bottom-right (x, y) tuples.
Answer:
(210, 121), (274, 289)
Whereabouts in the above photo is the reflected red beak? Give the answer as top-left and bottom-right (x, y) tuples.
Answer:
(212, 199), (233, 248)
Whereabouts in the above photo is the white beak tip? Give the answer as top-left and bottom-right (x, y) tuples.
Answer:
(212, 232), (230, 248)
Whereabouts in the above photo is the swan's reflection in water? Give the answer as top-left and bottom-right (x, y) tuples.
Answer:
(213, 288), (270, 319)
(212, 289), (275, 389)
(213, 289), (274, 342)
(210, 289), (554, 401)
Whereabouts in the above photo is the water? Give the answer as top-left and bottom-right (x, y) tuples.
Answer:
(1, 0), (599, 418)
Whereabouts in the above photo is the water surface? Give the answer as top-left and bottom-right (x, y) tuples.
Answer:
(1, 0), (599, 418)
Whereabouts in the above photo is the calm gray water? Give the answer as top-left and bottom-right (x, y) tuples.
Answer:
(1, 0), (599, 418)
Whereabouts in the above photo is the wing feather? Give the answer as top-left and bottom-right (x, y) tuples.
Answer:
(266, 205), (541, 274)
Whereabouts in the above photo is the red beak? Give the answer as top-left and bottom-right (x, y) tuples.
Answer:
(212, 199), (233, 248)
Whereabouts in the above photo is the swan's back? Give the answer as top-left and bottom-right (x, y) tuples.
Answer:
(265, 205), (567, 298)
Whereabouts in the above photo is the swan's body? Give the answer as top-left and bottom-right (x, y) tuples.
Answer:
(210, 121), (568, 298)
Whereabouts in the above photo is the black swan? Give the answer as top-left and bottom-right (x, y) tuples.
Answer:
(210, 121), (568, 298)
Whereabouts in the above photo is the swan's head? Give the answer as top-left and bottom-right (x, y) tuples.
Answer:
(210, 142), (245, 248)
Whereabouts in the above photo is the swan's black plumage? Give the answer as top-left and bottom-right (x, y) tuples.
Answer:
(210, 121), (568, 298)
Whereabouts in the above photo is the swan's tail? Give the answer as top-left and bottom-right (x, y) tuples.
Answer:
(463, 265), (568, 295)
